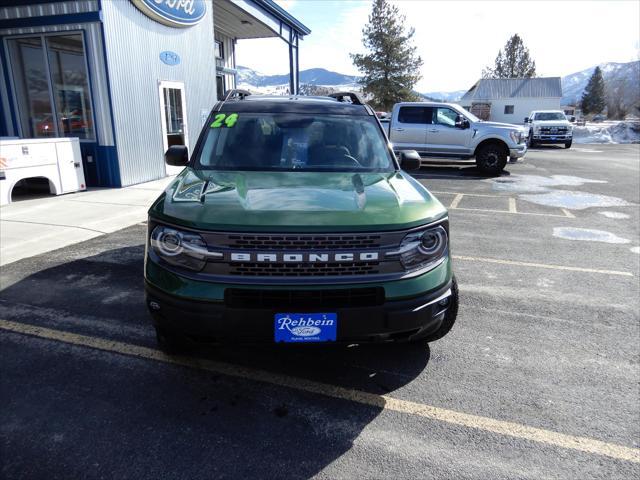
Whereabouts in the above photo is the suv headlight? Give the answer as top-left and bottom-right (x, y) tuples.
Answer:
(150, 224), (209, 271)
(392, 224), (449, 273)
(533, 125), (541, 133)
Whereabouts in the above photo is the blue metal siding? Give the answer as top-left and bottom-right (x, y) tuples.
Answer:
(0, 1), (99, 20)
(0, 37), (16, 136)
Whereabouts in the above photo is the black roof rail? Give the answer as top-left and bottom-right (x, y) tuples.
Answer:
(328, 91), (365, 105)
(223, 89), (252, 101)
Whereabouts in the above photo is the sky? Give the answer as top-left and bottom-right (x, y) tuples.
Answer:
(235, 0), (640, 93)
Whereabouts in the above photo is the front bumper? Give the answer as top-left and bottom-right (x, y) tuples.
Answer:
(145, 279), (454, 344)
(509, 143), (528, 159)
(532, 134), (572, 144)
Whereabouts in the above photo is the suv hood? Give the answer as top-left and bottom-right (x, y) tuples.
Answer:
(149, 169), (447, 232)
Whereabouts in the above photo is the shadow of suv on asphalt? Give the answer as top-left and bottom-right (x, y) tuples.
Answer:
(0, 224), (430, 479)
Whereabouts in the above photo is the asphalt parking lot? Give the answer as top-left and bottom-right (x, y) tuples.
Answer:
(1, 144), (639, 479)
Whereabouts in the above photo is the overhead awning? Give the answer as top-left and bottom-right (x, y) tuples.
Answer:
(213, 0), (311, 94)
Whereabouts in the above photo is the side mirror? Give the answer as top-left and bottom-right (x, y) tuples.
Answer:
(570, 116), (576, 122)
(399, 150), (421, 171)
(165, 145), (189, 166)
(524, 117), (529, 123)
(455, 115), (470, 129)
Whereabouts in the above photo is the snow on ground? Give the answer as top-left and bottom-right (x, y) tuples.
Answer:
(573, 120), (640, 144)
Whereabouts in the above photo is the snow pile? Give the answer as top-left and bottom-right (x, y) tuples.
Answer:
(573, 121), (640, 144)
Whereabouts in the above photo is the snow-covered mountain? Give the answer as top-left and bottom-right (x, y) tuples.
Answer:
(237, 65), (360, 94)
(421, 90), (467, 102)
(561, 61), (639, 106)
(420, 61), (639, 106)
(236, 61), (640, 109)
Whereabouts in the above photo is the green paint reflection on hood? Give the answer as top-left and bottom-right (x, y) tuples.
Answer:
(149, 168), (447, 232)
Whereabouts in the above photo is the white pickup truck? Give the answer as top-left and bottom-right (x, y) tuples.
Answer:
(382, 102), (527, 175)
(524, 110), (573, 148)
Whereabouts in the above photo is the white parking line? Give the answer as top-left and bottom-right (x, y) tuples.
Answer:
(0, 319), (638, 464)
(453, 255), (633, 277)
(431, 191), (506, 198)
(449, 194), (464, 209)
(430, 191), (574, 218)
(453, 207), (570, 218)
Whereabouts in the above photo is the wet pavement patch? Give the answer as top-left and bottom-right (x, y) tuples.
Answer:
(553, 227), (631, 244)
(489, 175), (607, 194)
(521, 190), (631, 210)
(488, 174), (632, 211)
(598, 211), (631, 219)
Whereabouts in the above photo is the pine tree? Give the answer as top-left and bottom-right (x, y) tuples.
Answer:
(581, 66), (606, 115)
(350, 0), (423, 111)
(482, 34), (536, 78)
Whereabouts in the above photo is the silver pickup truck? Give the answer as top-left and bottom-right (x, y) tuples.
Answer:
(524, 110), (573, 148)
(382, 102), (527, 175)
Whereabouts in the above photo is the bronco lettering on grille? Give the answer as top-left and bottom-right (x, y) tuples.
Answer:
(229, 252), (379, 263)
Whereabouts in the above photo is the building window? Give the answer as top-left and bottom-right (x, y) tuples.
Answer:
(216, 75), (225, 100)
(6, 33), (94, 140)
(504, 105), (514, 114)
(215, 40), (224, 59)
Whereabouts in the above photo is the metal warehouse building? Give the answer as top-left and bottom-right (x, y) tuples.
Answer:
(0, 0), (310, 188)
(459, 77), (562, 124)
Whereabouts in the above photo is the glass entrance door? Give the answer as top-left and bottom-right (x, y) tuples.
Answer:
(158, 81), (188, 176)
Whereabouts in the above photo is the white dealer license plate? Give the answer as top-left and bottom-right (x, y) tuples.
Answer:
(274, 313), (337, 343)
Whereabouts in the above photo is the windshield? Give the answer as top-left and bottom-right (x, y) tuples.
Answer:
(196, 113), (395, 172)
(534, 112), (567, 121)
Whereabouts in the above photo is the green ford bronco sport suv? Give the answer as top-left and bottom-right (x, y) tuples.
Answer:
(145, 91), (458, 352)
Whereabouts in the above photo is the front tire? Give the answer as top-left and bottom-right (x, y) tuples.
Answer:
(475, 143), (507, 175)
(564, 140), (572, 149)
(411, 277), (459, 343)
(527, 132), (536, 148)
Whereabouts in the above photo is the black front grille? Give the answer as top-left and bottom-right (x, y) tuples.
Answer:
(225, 287), (385, 309)
(540, 127), (567, 134)
(229, 261), (380, 277)
(224, 234), (382, 250)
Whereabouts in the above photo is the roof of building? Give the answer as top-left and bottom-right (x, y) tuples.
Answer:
(253, 0), (311, 35)
(219, 95), (370, 115)
(460, 77), (562, 101)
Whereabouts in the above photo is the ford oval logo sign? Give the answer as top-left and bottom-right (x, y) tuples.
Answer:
(131, 0), (206, 28)
(159, 51), (180, 66)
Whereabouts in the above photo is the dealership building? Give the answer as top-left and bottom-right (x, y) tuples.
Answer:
(0, 0), (310, 188)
